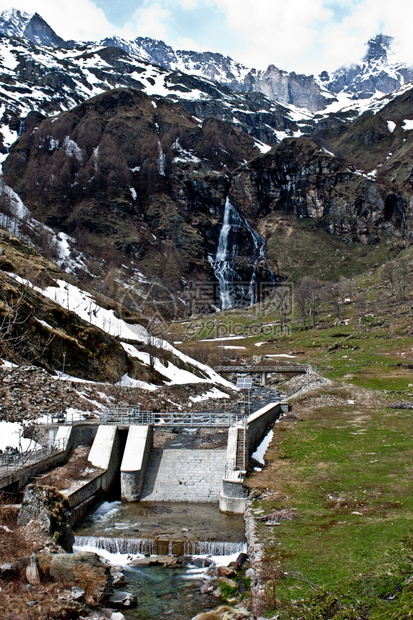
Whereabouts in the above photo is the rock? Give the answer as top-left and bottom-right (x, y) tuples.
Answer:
(111, 570), (127, 588)
(191, 605), (254, 619)
(128, 557), (154, 567)
(235, 553), (248, 567)
(189, 557), (212, 568)
(18, 484), (74, 552)
(218, 576), (237, 588)
(26, 554), (41, 586)
(106, 590), (138, 609)
(71, 585), (85, 600)
(50, 552), (112, 604)
(200, 582), (215, 594)
(217, 566), (236, 578)
(111, 614), (126, 620)
(128, 554), (178, 567)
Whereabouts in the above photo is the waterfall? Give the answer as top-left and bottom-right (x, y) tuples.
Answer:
(213, 197), (274, 309)
(158, 140), (166, 176)
(75, 535), (156, 555)
(183, 541), (246, 556)
(75, 536), (245, 557)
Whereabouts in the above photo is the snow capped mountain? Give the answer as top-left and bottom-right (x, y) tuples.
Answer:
(98, 35), (334, 113)
(2, 8), (412, 116)
(0, 8), (69, 49)
(0, 34), (313, 159)
(321, 34), (413, 101)
(0, 8), (31, 38)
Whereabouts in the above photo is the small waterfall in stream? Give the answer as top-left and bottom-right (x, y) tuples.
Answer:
(75, 535), (246, 557)
(212, 197), (275, 309)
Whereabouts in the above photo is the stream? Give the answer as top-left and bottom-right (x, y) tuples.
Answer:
(75, 501), (246, 619)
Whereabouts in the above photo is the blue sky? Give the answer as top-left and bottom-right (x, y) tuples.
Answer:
(3, 0), (413, 74)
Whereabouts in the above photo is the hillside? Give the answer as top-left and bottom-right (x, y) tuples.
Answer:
(0, 229), (239, 423)
(168, 246), (413, 618)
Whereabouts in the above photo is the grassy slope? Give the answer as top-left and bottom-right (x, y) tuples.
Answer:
(261, 213), (402, 283)
(171, 246), (413, 619)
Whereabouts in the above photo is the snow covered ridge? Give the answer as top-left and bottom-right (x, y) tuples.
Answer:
(6, 273), (235, 391)
(1, 9), (411, 115)
(0, 177), (87, 274)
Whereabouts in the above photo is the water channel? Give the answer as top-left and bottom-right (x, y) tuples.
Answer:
(75, 501), (246, 619)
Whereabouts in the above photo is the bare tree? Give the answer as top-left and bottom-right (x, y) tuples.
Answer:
(0, 284), (54, 380)
(295, 277), (324, 328)
(144, 315), (165, 373)
(384, 257), (410, 303)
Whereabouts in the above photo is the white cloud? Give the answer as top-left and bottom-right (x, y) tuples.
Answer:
(2, 0), (413, 74)
(320, 0), (413, 71)
(128, 2), (173, 41)
(207, 0), (333, 72)
(177, 36), (204, 52)
(2, 0), (114, 40)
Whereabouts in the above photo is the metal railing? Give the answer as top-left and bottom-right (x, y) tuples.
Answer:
(0, 437), (67, 477)
(37, 407), (242, 427)
(100, 408), (241, 427)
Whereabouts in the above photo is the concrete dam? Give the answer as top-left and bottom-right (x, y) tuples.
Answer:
(0, 402), (288, 519)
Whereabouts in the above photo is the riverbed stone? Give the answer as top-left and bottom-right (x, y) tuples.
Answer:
(106, 590), (138, 609)
(26, 554), (41, 586)
(217, 565), (236, 578)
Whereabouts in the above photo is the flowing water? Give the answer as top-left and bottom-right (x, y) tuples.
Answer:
(75, 501), (246, 619)
(213, 197), (274, 309)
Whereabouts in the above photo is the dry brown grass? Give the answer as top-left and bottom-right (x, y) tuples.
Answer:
(38, 446), (100, 490)
(0, 581), (82, 619)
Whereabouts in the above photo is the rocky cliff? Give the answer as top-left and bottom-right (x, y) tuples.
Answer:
(229, 137), (402, 245)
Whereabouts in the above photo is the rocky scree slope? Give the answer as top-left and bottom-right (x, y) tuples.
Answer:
(0, 230), (237, 413)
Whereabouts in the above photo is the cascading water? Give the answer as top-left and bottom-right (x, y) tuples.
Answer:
(74, 502), (247, 619)
(75, 535), (246, 557)
(213, 197), (275, 309)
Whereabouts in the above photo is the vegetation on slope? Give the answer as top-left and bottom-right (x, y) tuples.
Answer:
(171, 245), (413, 619)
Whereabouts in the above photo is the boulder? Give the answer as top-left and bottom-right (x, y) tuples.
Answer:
(106, 590), (138, 609)
(26, 554), (41, 586)
(18, 484), (74, 552)
(50, 552), (112, 604)
(217, 566), (236, 579)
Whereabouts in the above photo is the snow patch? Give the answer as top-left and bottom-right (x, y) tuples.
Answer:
(189, 388), (230, 403)
(402, 119), (413, 131)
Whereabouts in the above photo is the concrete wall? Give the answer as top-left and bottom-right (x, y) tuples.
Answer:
(246, 402), (288, 458)
(141, 448), (227, 502)
(62, 473), (107, 526)
(120, 425), (153, 502)
(220, 402), (288, 514)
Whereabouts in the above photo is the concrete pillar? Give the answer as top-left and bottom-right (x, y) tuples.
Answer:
(120, 426), (153, 502)
(88, 425), (121, 492)
(260, 371), (266, 386)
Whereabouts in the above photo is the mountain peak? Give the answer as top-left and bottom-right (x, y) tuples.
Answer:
(23, 12), (67, 48)
(0, 8), (32, 38)
(364, 33), (394, 62)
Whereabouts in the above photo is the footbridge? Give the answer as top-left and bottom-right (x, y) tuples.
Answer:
(1, 402), (288, 515)
(214, 364), (310, 385)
